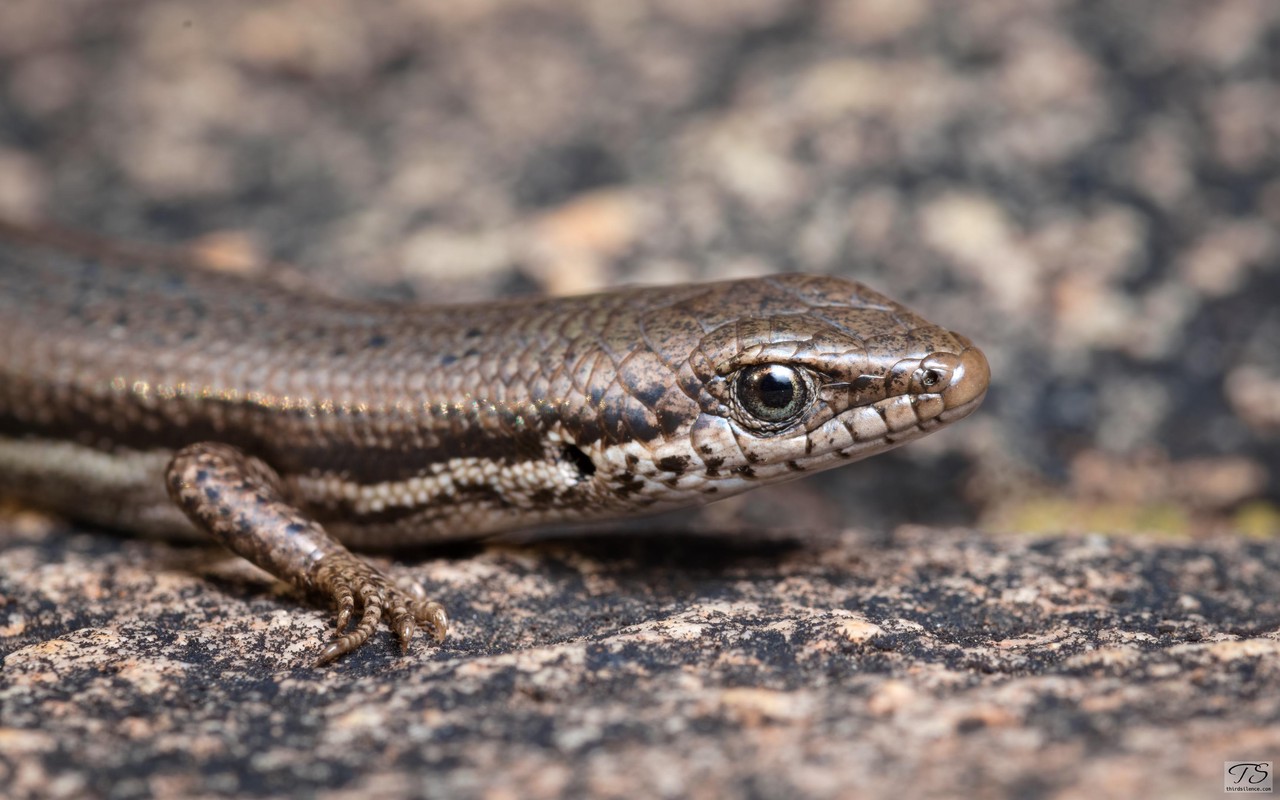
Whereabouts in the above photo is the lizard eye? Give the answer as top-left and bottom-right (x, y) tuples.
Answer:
(734, 364), (809, 424)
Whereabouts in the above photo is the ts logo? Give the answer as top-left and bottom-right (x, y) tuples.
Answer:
(1225, 762), (1272, 793)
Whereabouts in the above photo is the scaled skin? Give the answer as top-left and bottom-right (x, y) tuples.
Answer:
(0, 237), (989, 661)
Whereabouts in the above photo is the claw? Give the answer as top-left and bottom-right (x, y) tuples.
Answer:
(425, 603), (448, 643)
(314, 640), (346, 667)
(308, 553), (448, 664)
(335, 595), (354, 632)
(395, 616), (417, 652)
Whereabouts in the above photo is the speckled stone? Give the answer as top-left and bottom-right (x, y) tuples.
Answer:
(4, 515), (1280, 799)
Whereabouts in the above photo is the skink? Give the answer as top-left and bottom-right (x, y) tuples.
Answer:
(0, 231), (989, 664)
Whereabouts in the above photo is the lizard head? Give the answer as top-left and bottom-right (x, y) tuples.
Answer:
(578, 274), (990, 507)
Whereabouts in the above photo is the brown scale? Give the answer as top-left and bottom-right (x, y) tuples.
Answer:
(0, 230), (989, 664)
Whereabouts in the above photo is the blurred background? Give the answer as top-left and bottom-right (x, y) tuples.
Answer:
(1, 0), (1276, 538)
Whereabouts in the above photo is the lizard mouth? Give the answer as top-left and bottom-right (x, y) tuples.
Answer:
(815, 341), (990, 427)
(780, 341), (989, 465)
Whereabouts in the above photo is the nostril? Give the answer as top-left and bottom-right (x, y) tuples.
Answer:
(561, 444), (596, 480)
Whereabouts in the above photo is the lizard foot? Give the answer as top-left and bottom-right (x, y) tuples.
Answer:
(309, 552), (448, 666)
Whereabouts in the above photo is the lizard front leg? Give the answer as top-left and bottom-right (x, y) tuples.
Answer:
(165, 442), (447, 665)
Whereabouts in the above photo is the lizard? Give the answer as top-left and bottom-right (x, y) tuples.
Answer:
(0, 227), (989, 664)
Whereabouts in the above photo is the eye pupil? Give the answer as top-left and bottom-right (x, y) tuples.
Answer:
(736, 364), (808, 424)
(922, 369), (942, 387)
(756, 369), (795, 408)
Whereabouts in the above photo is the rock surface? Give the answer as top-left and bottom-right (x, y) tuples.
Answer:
(4, 516), (1280, 798)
